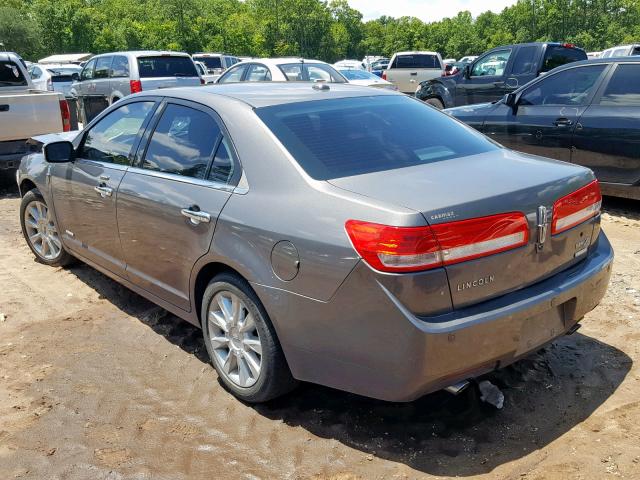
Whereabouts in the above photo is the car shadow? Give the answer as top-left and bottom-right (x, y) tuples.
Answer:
(0, 173), (19, 198)
(66, 262), (632, 477)
(602, 195), (640, 220)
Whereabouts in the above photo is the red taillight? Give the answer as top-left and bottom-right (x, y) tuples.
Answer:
(200, 78), (205, 85)
(345, 212), (529, 273)
(381, 70), (387, 80)
(562, 43), (576, 48)
(130, 79), (142, 93)
(59, 99), (71, 132)
(552, 180), (601, 235)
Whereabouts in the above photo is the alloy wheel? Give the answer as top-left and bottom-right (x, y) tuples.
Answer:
(23, 200), (62, 261)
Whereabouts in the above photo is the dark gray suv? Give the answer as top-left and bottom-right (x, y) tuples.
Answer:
(17, 83), (613, 403)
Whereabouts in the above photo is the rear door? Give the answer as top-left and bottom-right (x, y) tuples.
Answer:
(482, 64), (608, 160)
(109, 55), (131, 99)
(50, 100), (157, 277)
(116, 100), (237, 310)
(93, 55), (113, 102)
(572, 63), (640, 185)
(136, 55), (201, 90)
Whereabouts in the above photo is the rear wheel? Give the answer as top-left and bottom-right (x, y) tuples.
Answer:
(425, 98), (444, 109)
(20, 189), (74, 267)
(201, 272), (297, 402)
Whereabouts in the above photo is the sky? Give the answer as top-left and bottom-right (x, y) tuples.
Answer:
(346, 0), (518, 23)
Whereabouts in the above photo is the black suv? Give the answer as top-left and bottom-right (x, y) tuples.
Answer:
(416, 42), (587, 108)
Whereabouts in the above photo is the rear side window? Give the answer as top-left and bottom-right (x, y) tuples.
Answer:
(520, 65), (606, 106)
(0, 60), (28, 86)
(111, 56), (129, 78)
(80, 102), (155, 165)
(392, 54), (441, 69)
(94, 56), (112, 79)
(246, 64), (271, 81)
(142, 104), (220, 179)
(600, 64), (640, 106)
(511, 46), (538, 75)
(279, 63), (345, 82)
(541, 46), (586, 72)
(632, 46), (640, 56)
(207, 138), (235, 184)
(256, 95), (497, 180)
(137, 56), (197, 78)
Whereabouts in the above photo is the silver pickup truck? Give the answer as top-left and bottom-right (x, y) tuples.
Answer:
(382, 51), (444, 94)
(0, 52), (71, 173)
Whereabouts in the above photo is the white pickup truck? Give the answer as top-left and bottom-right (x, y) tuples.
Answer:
(0, 52), (71, 173)
(382, 51), (444, 94)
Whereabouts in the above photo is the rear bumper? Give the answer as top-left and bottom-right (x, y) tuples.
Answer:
(0, 140), (28, 170)
(254, 231), (614, 402)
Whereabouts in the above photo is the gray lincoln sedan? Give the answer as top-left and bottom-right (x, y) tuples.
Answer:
(17, 83), (613, 403)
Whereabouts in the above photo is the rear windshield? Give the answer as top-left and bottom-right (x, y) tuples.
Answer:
(0, 60), (28, 87)
(340, 69), (377, 80)
(194, 56), (222, 69)
(391, 54), (441, 69)
(256, 95), (497, 180)
(542, 46), (587, 72)
(137, 56), (198, 78)
(48, 67), (81, 81)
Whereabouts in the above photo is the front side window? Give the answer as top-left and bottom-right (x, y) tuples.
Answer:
(111, 56), (130, 78)
(599, 64), (640, 106)
(519, 65), (606, 106)
(137, 56), (198, 78)
(471, 49), (512, 76)
(80, 58), (96, 80)
(94, 56), (112, 79)
(30, 66), (42, 79)
(256, 95), (497, 180)
(79, 102), (155, 165)
(142, 104), (220, 179)
(218, 64), (247, 83)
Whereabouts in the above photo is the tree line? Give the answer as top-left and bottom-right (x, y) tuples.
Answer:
(2, 0), (639, 62)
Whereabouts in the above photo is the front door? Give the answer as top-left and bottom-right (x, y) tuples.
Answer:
(482, 64), (608, 161)
(117, 101), (237, 311)
(572, 63), (640, 185)
(457, 47), (513, 106)
(50, 100), (157, 277)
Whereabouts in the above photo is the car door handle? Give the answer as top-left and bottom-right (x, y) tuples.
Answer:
(181, 207), (211, 225)
(409, 72), (418, 76)
(553, 118), (573, 127)
(0, 104), (9, 112)
(493, 81), (505, 86)
(94, 185), (113, 198)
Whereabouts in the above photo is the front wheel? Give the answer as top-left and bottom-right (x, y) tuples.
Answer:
(20, 189), (74, 267)
(201, 273), (297, 402)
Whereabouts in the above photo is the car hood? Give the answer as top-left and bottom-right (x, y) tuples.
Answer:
(444, 102), (495, 116)
(29, 131), (80, 145)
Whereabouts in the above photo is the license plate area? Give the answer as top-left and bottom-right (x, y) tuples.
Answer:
(515, 305), (565, 356)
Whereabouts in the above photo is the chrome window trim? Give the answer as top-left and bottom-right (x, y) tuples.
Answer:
(75, 159), (129, 171)
(126, 165), (236, 192)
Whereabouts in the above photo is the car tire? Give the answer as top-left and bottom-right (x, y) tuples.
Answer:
(20, 189), (74, 267)
(201, 272), (297, 403)
(425, 98), (445, 109)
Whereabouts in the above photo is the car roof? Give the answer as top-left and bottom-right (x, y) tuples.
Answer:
(239, 58), (329, 66)
(91, 51), (191, 58)
(394, 51), (439, 56)
(137, 82), (398, 108)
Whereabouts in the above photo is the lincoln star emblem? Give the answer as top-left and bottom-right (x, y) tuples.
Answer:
(536, 206), (550, 250)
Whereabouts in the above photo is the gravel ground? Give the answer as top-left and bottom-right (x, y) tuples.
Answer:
(0, 177), (639, 480)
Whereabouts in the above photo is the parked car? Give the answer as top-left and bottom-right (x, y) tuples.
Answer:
(17, 82), (612, 403)
(442, 58), (457, 65)
(587, 51), (602, 59)
(382, 51), (444, 93)
(0, 52), (71, 174)
(443, 61), (465, 76)
(601, 44), (640, 58)
(370, 59), (389, 78)
(216, 58), (346, 84)
(416, 42), (587, 109)
(458, 55), (478, 64)
(194, 61), (217, 84)
(72, 51), (202, 124)
(333, 59), (366, 70)
(192, 53), (240, 76)
(28, 63), (82, 96)
(445, 57), (640, 200)
(338, 69), (397, 89)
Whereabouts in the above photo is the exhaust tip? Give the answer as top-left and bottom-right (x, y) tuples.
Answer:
(566, 323), (582, 336)
(444, 380), (470, 395)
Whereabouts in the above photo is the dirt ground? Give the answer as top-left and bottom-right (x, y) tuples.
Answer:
(0, 177), (639, 480)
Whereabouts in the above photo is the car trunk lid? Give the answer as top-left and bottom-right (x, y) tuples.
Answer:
(329, 149), (599, 308)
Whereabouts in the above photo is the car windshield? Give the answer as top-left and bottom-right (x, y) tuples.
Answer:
(0, 60), (28, 86)
(256, 95), (498, 180)
(194, 56), (222, 69)
(137, 56), (197, 78)
(340, 70), (378, 81)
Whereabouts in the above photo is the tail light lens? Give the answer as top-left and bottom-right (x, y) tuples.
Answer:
(345, 212), (529, 273)
(562, 43), (576, 48)
(381, 70), (387, 80)
(46, 78), (53, 91)
(552, 180), (601, 235)
(59, 99), (71, 132)
(130, 79), (142, 93)
(200, 78), (205, 85)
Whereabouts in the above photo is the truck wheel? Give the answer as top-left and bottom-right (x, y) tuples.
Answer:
(425, 98), (444, 109)
(20, 189), (74, 267)
(201, 272), (297, 403)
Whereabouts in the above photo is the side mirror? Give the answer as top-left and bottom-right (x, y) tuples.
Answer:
(464, 64), (471, 78)
(44, 141), (74, 163)
(71, 72), (80, 81)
